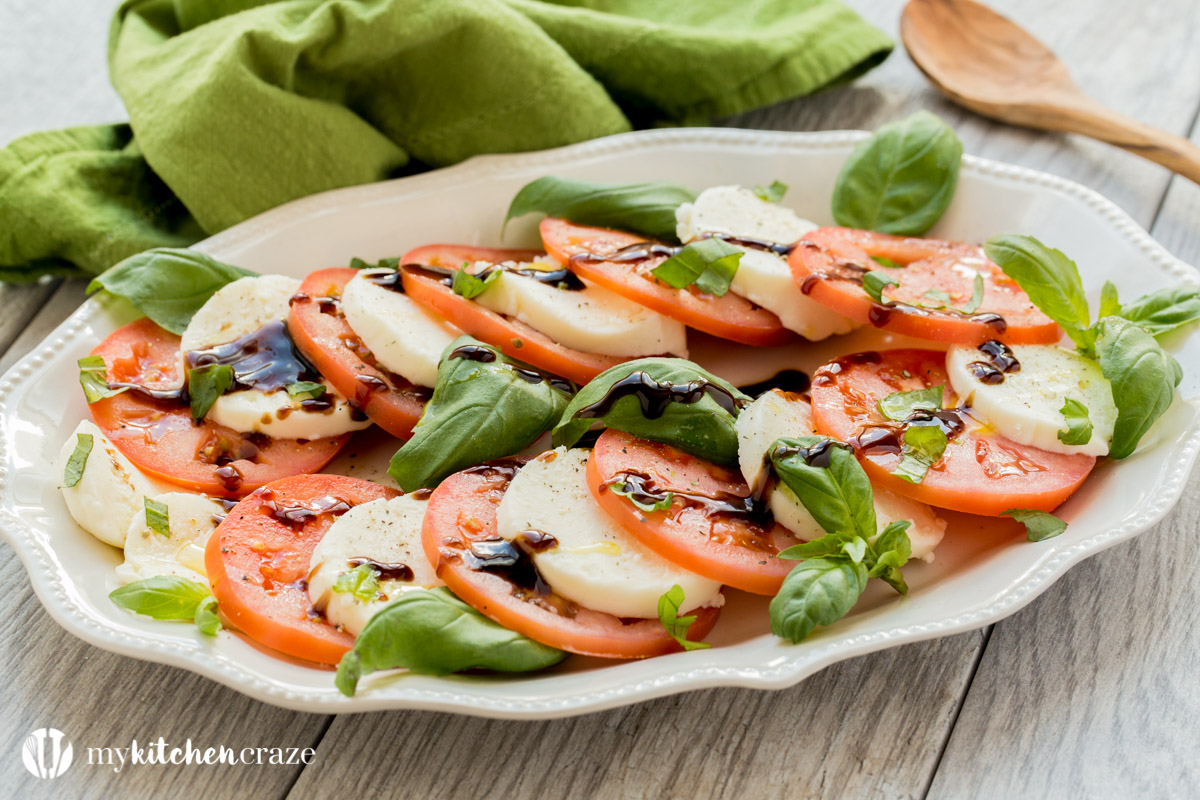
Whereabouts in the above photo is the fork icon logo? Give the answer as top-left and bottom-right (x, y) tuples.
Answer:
(21, 728), (73, 780)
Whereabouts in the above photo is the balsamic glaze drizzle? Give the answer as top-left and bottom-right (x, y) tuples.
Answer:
(967, 340), (1021, 384)
(447, 344), (575, 394)
(607, 470), (771, 527)
(737, 369), (811, 398)
(574, 370), (747, 420)
(347, 557), (414, 583)
(259, 489), (352, 529)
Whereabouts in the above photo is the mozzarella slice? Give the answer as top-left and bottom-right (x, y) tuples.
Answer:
(735, 390), (945, 561)
(946, 344), (1117, 457)
(56, 420), (170, 548)
(341, 269), (460, 387)
(676, 185), (858, 341)
(181, 274), (301, 355)
(496, 448), (721, 618)
(116, 492), (224, 584)
(207, 383), (371, 440)
(471, 261), (688, 357)
(308, 495), (442, 636)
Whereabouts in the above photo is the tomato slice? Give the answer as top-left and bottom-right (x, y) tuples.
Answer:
(788, 227), (1060, 345)
(288, 268), (429, 439)
(587, 430), (803, 595)
(539, 218), (792, 347)
(809, 349), (1094, 515)
(421, 460), (720, 658)
(89, 318), (350, 497)
(399, 244), (627, 385)
(206, 474), (398, 665)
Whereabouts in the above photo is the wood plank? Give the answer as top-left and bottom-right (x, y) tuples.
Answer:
(0, 280), (334, 798)
(926, 114), (1200, 800)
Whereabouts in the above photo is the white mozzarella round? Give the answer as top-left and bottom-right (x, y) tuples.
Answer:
(471, 260), (688, 357)
(56, 420), (170, 548)
(496, 448), (721, 618)
(207, 383), (371, 440)
(116, 492), (224, 584)
(676, 186), (858, 341)
(308, 495), (442, 636)
(946, 344), (1117, 457)
(735, 390), (945, 561)
(341, 269), (460, 387)
(180, 274), (301, 354)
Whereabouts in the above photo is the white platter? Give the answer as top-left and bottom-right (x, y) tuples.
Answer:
(3, 128), (1199, 718)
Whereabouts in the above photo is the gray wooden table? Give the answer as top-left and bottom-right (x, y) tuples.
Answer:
(3, 1), (1199, 797)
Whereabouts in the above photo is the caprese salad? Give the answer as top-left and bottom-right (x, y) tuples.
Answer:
(58, 112), (1198, 696)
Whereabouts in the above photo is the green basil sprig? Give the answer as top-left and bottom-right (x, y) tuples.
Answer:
(753, 181), (788, 203)
(87, 248), (256, 335)
(984, 235), (1094, 352)
(1002, 509), (1067, 542)
(388, 337), (574, 491)
(109, 576), (221, 636)
(770, 556), (868, 644)
(504, 177), (696, 243)
(63, 433), (93, 488)
(892, 424), (948, 485)
(769, 437), (876, 542)
(553, 358), (750, 467)
(1094, 317), (1181, 459)
(651, 239), (742, 297)
(335, 588), (566, 696)
(831, 111), (963, 236)
(1105, 283), (1200, 340)
(657, 585), (710, 651)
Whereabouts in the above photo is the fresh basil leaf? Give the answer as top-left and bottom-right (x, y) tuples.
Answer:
(984, 234), (1093, 353)
(753, 180), (788, 203)
(891, 424), (948, 484)
(187, 363), (234, 422)
(451, 266), (501, 300)
(109, 576), (212, 620)
(1117, 285), (1200, 340)
(878, 385), (943, 421)
(776, 529), (856, 561)
(144, 497), (171, 537)
(831, 111), (963, 236)
(1057, 398), (1093, 446)
(657, 584), (710, 651)
(335, 587), (565, 695)
(78, 355), (129, 403)
(921, 288), (951, 308)
(1099, 281), (1121, 319)
(769, 556), (867, 644)
(333, 563), (381, 602)
(1002, 509), (1067, 542)
(868, 520), (912, 595)
(87, 248), (256, 335)
(554, 358), (750, 467)
(768, 436), (877, 541)
(350, 256), (400, 271)
(1094, 316), (1178, 459)
(862, 271), (898, 303)
(610, 481), (673, 514)
(842, 536), (869, 564)
(651, 239), (742, 297)
(194, 596), (221, 636)
(286, 381), (327, 400)
(63, 433), (93, 488)
(504, 177), (696, 243)
(389, 337), (573, 491)
(872, 255), (899, 269)
(961, 272), (984, 314)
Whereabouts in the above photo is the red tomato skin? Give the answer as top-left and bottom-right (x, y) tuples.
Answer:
(421, 461), (720, 659)
(288, 267), (427, 439)
(809, 348), (1094, 515)
(88, 318), (349, 497)
(788, 227), (1061, 345)
(206, 475), (399, 666)
(588, 430), (802, 595)
(539, 217), (793, 347)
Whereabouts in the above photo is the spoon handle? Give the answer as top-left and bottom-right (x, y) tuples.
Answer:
(1054, 98), (1200, 185)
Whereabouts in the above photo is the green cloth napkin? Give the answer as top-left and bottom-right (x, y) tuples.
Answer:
(0, 0), (891, 280)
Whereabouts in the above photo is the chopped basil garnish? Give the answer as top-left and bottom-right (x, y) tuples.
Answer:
(350, 256), (400, 271)
(78, 355), (129, 404)
(1057, 398), (1093, 446)
(962, 272), (985, 314)
(920, 288), (951, 308)
(451, 266), (501, 300)
(891, 424), (948, 484)
(62, 433), (93, 488)
(187, 363), (234, 422)
(877, 385), (943, 421)
(194, 596), (221, 636)
(611, 481), (673, 514)
(286, 381), (327, 401)
(753, 180), (788, 203)
(144, 497), (171, 537)
(657, 584), (710, 651)
(335, 587), (565, 696)
(651, 238), (742, 297)
(871, 255), (900, 268)
(1002, 509), (1068, 542)
(504, 177), (696, 243)
(862, 271), (899, 303)
(333, 563), (381, 603)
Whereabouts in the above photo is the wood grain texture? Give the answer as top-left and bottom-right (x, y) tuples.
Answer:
(926, 117), (1200, 800)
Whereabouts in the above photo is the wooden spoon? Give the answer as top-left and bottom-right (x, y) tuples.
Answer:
(901, 0), (1200, 184)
